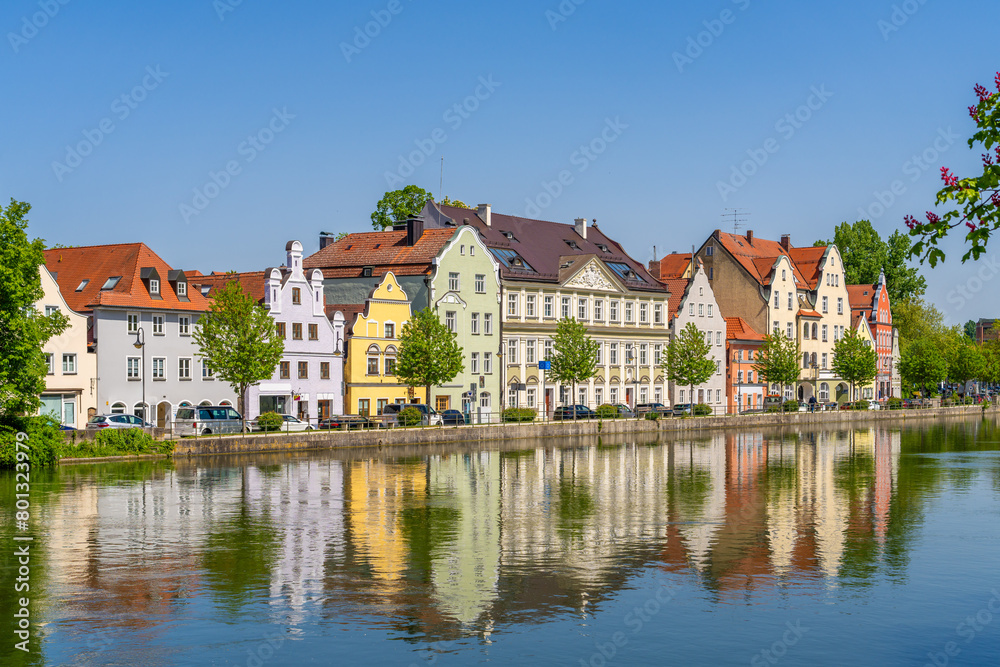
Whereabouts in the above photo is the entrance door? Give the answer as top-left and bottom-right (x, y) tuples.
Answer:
(318, 400), (331, 421)
(157, 402), (170, 428)
(545, 389), (553, 420)
(625, 388), (633, 408)
(62, 399), (75, 428)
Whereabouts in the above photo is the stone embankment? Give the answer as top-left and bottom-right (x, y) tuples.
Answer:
(169, 405), (993, 458)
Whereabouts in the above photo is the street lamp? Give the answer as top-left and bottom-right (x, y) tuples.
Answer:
(133, 327), (146, 428)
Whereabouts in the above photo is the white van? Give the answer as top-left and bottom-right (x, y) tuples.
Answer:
(174, 406), (244, 436)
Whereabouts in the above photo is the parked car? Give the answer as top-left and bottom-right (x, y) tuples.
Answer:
(318, 415), (371, 430)
(610, 403), (635, 418)
(762, 394), (784, 411)
(635, 402), (671, 417)
(552, 405), (596, 421)
(86, 414), (153, 430)
(250, 414), (313, 432)
(374, 403), (443, 427)
(440, 409), (467, 425)
(672, 403), (693, 416)
(174, 406), (244, 436)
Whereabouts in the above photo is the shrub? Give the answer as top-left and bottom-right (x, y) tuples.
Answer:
(595, 404), (619, 419)
(399, 407), (422, 427)
(693, 403), (712, 416)
(0, 415), (63, 469)
(644, 411), (660, 421)
(887, 397), (903, 410)
(60, 428), (173, 458)
(963, 396), (975, 405)
(502, 408), (537, 423)
(766, 405), (781, 414)
(782, 400), (799, 413)
(257, 412), (284, 432)
(853, 399), (869, 411)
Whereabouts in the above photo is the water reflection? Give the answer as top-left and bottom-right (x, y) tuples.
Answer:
(3, 418), (1000, 665)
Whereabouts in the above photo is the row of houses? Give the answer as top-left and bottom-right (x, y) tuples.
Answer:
(37, 201), (900, 428)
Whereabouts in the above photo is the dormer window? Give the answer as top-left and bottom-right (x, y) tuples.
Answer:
(502, 231), (515, 240)
(565, 240), (579, 250)
(200, 285), (211, 296)
(176, 281), (187, 297)
(75, 279), (89, 292)
(597, 244), (610, 253)
(149, 279), (160, 295)
(362, 267), (373, 277)
(101, 276), (121, 290)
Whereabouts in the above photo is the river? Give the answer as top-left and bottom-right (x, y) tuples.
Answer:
(2, 417), (1000, 666)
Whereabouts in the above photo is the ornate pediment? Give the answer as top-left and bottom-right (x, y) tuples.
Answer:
(565, 261), (617, 292)
(435, 292), (467, 308)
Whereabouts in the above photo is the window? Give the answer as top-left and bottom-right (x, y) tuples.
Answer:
(717, 331), (722, 345)
(202, 361), (215, 379)
(716, 390), (721, 403)
(362, 267), (373, 278)
(179, 358), (191, 380)
(822, 325), (828, 342)
(384, 322), (395, 339)
(280, 361), (291, 379)
(786, 323), (792, 338)
(45, 353), (54, 375)
(152, 357), (165, 380)
(610, 387), (619, 403)
(471, 313), (480, 334)
(44, 305), (59, 317)
(367, 354), (379, 375)
(706, 245), (714, 256)
(610, 342), (619, 365)
(320, 362), (330, 379)
(803, 323), (810, 339)
(561, 297), (570, 319)
(508, 386), (519, 408)
(544, 339), (553, 360)
(822, 296), (828, 313)
(276, 322), (286, 339)
(101, 276), (121, 290)
(822, 353), (828, 369)
(788, 293), (793, 310)
(689, 303), (695, 316)
(526, 339), (536, 364)
(707, 304), (713, 318)
(782, 269), (786, 280)
(149, 278), (159, 295)
(773, 320), (779, 332)
(774, 292), (780, 308)
(62, 354), (77, 374)
(460, 245), (465, 255)
(544, 296), (554, 318)
(445, 311), (456, 332)
(654, 304), (663, 324)
(680, 390), (685, 403)
(475, 274), (486, 293)
(578, 388), (587, 406)
(507, 293), (519, 317)
(698, 303), (704, 317)
(471, 352), (480, 373)
(654, 344), (662, 365)
(738, 370), (744, 383)
(358, 399), (371, 417)
(837, 297), (843, 315)
(578, 298), (588, 320)
(308, 323), (319, 340)
(639, 343), (648, 365)
(75, 279), (89, 292)
(820, 382), (829, 400)
(527, 388), (536, 407)
(179, 316), (190, 335)
(484, 313), (493, 335)
(449, 272), (460, 291)
(625, 302), (634, 322)
(127, 357), (141, 380)
(177, 281), (187, 297)
(384, 357), (396, 376)
(508, 339), (519, 364)
(640, 303), (648, 323)
(152, 315), (164, 335)
(292, 323), (302, 340)
(484, 352), (493, 373)
(611, 300), (620, 321)
(596, 342), (603, 364)
(595, 299), (604, 321)
(292, 288), (301, 305)
(526, 294), (536, 317)
(127, 312), (139, 333)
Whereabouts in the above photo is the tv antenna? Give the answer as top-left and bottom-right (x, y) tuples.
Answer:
(722, 208), (748, 234)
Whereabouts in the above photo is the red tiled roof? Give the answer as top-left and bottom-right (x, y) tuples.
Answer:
(846, 284), (875, 312)
(302, 229), (454, 277)
(725, 317), (765, 341)
(712, 232), (812, 288)
(664, 278), (689, 319)
(427, 203), (666, 292)
(189, 271), (268, 303)
(798, 309), (822, 318)
(44, 243), (211, 313)
(787, 247), (827, 289)
(651, 253), (692, 281)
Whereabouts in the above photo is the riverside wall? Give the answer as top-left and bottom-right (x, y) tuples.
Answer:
(171, 406), (995, 458)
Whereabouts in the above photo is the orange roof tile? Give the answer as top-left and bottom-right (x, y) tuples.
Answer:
(189, 271), (267, 303)
(664, 278), (690, 319)
(846, 284), (876, 311)
(44, 243), (211, 313)
(725, 317), (765, 341)
(712, 232), (813, 287)
(798, 309), (822, 318)
(652, 253), (692, 281)
(303, 228), (454, 277)
(787, 247), (827, 289)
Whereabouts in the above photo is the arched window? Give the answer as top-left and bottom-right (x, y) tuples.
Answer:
(111, 402), (126, 414)
(811, 323), (818, 339)
(220, 400), (232, 407)
(803, 323), (810, 339)
(133, 402), (148, 421)
(384, 345), (398, 376)
(803, 352), (809, 368)
(367, 344), (381, 376)
(199, 400), (212, 406)
(811, 352), (817, 367)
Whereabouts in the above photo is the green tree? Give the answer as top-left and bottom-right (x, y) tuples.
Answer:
(893, 298), (957, 354)
(832, 328), (878, 402)
(549, 318), (599, 410)
(439, 196), (469, 208)
(815, 220), (926, 309)
(964, 319), (977, 340)
(193, 279), (284, 422)
(753, 332), (801, 398)
(664, 322), (716, 409)
(396, 308), (464, 407)
(899, 338), (948, 396)
(948, 341), (987, 393)
(0, 199), (68, 420)
(370, 185), (433, 230)
(906, 72), (1000, 265)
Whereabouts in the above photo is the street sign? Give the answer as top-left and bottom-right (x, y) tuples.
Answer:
(538, 360), (551, 370)
(515, 383), (527, 391)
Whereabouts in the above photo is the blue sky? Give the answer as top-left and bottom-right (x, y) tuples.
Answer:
(3, 0), (998, 325)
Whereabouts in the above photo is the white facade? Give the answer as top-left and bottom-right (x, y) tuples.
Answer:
(669, 264), (727, 410)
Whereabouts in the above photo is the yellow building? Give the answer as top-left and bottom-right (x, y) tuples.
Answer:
(850, 314), (878, 401)
(344, 272), (425, 416)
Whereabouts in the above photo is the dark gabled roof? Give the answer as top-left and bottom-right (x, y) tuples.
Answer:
(423, 202), (666, 293)
(189, 271), (268, 303)
(302, 228), (454, 278)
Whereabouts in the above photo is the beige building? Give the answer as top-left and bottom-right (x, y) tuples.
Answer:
(38, 267), (97, 427)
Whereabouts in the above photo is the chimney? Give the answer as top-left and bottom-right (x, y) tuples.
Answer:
(405, 217), (424, 247)
(575, 217), (587, 240)
(476, 204), (491, 227)
(746, 230), (753, 244)
(319, 232), (335, 250)
(780, 234), (790, 250)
